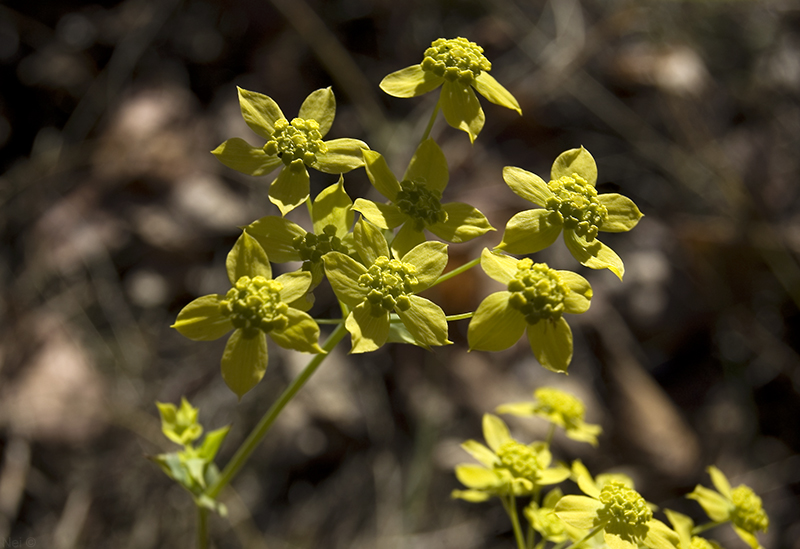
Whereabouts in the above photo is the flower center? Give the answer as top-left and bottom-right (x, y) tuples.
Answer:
(420, 37), (491, 85)
(534, 388), (586, 425)
(396, 180), (447, 231)
(358, 257), (418, 316)
(220, 276), (289, 336)
(546, 175), (608, 241)
(264, 118), (327, 166)
(496, 440), (541, 480)
(507, 260), (570, 324)
(293, 225), (348, 264)
(731, 485), (769, 533)
(596, 482), (652, 539)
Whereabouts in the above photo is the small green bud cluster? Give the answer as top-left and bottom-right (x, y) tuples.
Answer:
(358, 256), (418, 316)
(496, 440), (541, 480)
(293, 225), (347, 264)
(264, 118), (327, 166)
(534, 387), (586, 424)
(507, 260), (570, 324)
(526, 503), (566, 540)
(546, 175), (608, 241)
(396, 179), (447, 231)
(731, 485), (769, 533)
(420, 37), (491, 85)
(596, 482), (652, 533)
(220, 276), (288, 336)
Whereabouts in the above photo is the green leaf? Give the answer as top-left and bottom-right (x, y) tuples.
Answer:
(429, 202), (495, 243)
(354, 218), (390, 264)
(314, 138), (369, 174)
(322, 252), (368, 307)
(298, 87), (335, 137)
(401, 241), (448, 291)
(403, 138), (449, 194)
(352, 198), (406, 230)
(468, 291), (526, 351)
(554, 495), (603, 529)
(498, 208), (562, 255)
(527, 318), (573, 373)
(197, 426), (231, 461)
(396, 295), (451, 348)
(564, 229), (625, 280)
(598, 193), (643, 233)
(390, 222), (426, 260)
(363, 149), (401, 201)
(269, 159), (310, 216)
(237, 87), (285, 140)
(551, 146), (597, 186)
(482, 414), (512, 453)
(473, 71), (522, 114)
(269, 308), (324, 354)
(211, 138), (283, 176)
(559, 270), (593, 314)
(245, 216), (305, 263)
(479, 248), (518, 285)
(274, 271), (312, 304)
(226, 231), (271, 285)
(503, 166), (553, 206)
(346, 301), (390, 353)
(440, 81), (484, 144)
(312, 176), (354, 238)
(221, 329), (268, 399)
(172, 295), (232, 341)
(460, 440), (499, 468)
(379, 64), (443, 98)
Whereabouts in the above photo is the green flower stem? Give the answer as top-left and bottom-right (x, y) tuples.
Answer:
(503, 494), (527, 549)
(692, 521), (724, 535)
(315, 318), (346, 325)
(420, 97), (441, 144)
(430, 256), (481, 288)
(196, 505), (208, 549)
(545, 423), (556, 446)
(205, 322), (349, 499)
(565, 524), (604, 549)
(526, 523), (535, 549)
(446, 312), (473, 322)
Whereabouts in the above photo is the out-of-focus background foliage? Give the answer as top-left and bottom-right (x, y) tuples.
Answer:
(1, 0), (799, 547)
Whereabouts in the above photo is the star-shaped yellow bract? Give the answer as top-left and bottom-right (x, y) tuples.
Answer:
(467, 249), (592, 373)
(687, 466), (769, 549)
(322, 218), (451, 353)
(499, 147), (643, 279)
(172, 232), (324, 398)
(356, 138), (494, 259)
(497, 387), (602, 446)
(212, 87), (369, 215)
(380, 37), (521, 143)
(452, 414), (571, 502)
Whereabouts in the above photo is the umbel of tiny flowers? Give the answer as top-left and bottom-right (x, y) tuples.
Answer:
(554, 477), (679, 549)
(212, 87), (369, 215)
(496, 387), (602, 446)
(468, 249), (592, 373)
(156, 397), (203, 446)
(498, 146), (643, 280)
(379, 37), (521, 143)
(687, 466), (769, 549)
(246, 176), (356, 291)
(356, 138), (494, 258)
(452, 414), (571, 502)
(322, 218), (451, 353)
(171, 232), (324, 398)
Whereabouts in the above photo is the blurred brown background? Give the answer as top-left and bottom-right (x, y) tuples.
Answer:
(1, 0), (799, 547)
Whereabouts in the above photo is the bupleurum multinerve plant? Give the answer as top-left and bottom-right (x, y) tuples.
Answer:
(154, 36), (770, 549)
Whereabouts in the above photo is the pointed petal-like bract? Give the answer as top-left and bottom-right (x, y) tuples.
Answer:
(473, 71), (522, 114)
(346, 302), (390, 353)
(390, 223), (426, 260)
(460, 440), (499, 469)
(268, 308), (323, 354)
(238, 87), (285, 140)
(599, 193), (644, 233)
(312, 176), (354, 238)
(402, 241), (448, 291)
(396, 295), (451, 348)
(269, 159), (310, 216)
(554, 495), (603, 530)
(172, 295), (233, 341)
(564, 229), (624, 280)
(354, 218), (390, 265)
(559, 271), (593, 314)
(403, 139), (449, 194)
(363, 149), (401, 201)
(468, 291), (526, 351)
(482, 414), (512, 453)
(322, 252), (368, 308)
(246, 216), (305, 263)
(429, 202), (495, 243)
(352, 199), (406, 230)
(221, 329), (268, 399)
(440, 81), (484, 143)
(226, 231), (271, 285)
(479, 248), (518, 285)
(379, 65), (443, 98)
(314, 138), (369, 173)
(298, 87), (335, 137)
(503, 166), (553, 206)
(499, 209), (562, 255)
(527, 318), (573, 373)
(551, 146), (597, 186)
(274, 271), (312, 304)
(212, 138), (283, 176)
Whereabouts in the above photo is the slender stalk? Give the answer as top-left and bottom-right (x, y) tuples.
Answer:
(503, 494), (527, 549)
(430, 256), (481, 288)
(445, 312), (473, 322)
(420, 97), (441, 143)
(564, 524), (603, 549)
(545, 423), (556, 446)
(196, 505), (208, 549)
(314, 318), (345, 325)
(206, 323), (348, 499)
(526, 523), (535, 549)
(692, 521), (723, 535)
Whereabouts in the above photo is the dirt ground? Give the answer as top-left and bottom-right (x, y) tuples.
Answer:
(1, 0), (799, 547)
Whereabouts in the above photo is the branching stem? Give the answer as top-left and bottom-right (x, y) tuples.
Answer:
(420, 97), (441, 144)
